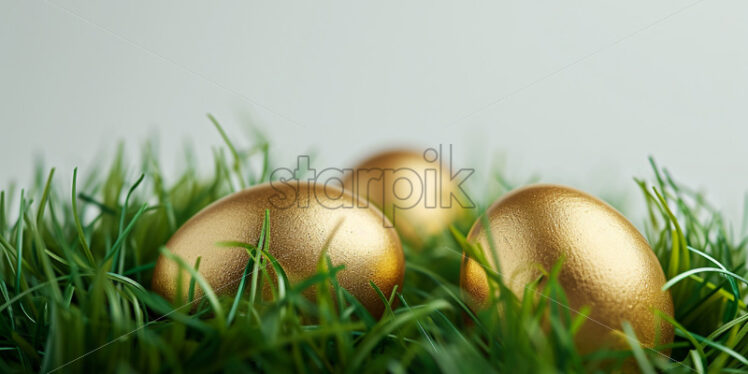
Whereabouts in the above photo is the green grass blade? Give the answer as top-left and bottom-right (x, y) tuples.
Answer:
(160, 247), (226, 331)
(71, 168), (95, 264)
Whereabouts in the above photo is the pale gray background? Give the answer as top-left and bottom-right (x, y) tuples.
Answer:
(1, 1), (747, 223)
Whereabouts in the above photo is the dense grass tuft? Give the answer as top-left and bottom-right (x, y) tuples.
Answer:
(1, 117), (747, 373)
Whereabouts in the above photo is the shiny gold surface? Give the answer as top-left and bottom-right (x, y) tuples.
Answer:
(152, 182), (405, 318)
(343, 149), (469, 247)
(460, 184), (674, 352)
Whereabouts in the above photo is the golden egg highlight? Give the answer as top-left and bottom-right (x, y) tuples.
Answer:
(460, 184), (674, 352)
(343, 148), (472, 247)
(152, 182), (405, 318)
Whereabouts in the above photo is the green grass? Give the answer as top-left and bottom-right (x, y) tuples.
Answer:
(1, 116), (748, 373)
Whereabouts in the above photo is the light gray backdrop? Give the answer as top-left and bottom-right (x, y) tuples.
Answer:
(1, 0), (747, 223)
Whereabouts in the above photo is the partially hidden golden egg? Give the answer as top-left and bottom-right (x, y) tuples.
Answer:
(343, 149), (472, 247)
(152, 182), (405, 318)
(460, 184), (674, 352)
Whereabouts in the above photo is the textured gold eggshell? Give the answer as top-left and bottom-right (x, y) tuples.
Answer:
(460, 184), (674, 352)
(343, 149), (469, 247)
(151, 182), (405, 318)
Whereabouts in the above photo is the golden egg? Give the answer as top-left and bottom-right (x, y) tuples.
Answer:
(152, 182), (405, 318)
(343, 148), (473, 247)
(460, 184), (674, 352)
